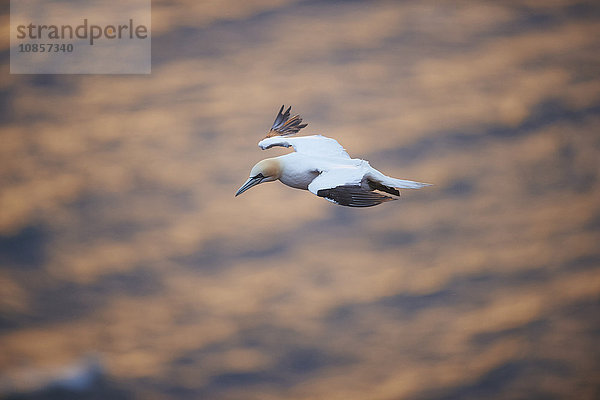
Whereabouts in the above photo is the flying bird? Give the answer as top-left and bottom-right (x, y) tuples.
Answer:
(236, 106), (431, 207)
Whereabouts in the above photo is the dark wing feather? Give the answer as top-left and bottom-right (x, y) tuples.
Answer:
(367, 179), (400, 196)
(267, 105), (308, 137)
(316, 185), (395, 207)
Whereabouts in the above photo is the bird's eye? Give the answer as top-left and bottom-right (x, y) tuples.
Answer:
(253, 173), (265, 179)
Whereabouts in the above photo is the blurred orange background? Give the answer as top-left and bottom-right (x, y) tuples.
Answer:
(1, 1), (599, 399)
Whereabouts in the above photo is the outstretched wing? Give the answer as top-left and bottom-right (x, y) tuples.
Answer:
(266, 105), (307, 137)
(308, 167), (397, 207)
(260, 106), (350, 158)
(259, 135), (351, 159)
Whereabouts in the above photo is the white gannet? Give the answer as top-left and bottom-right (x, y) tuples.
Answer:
(236, 106), (431, 207)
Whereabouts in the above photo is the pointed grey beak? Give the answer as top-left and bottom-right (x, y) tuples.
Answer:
(235, 176), (262, 197)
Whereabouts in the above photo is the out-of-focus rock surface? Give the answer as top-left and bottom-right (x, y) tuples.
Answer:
(1, 1), (599, 399)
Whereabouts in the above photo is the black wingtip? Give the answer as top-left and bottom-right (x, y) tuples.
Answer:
(267, 105), (308, 137)
(317, 185), (396, 207)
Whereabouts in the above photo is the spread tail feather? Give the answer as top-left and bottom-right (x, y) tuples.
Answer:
(368, 171), (432, 190)
(386, 178), (432, 189)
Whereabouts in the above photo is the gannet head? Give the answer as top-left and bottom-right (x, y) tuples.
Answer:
(235, 158), (282, 197)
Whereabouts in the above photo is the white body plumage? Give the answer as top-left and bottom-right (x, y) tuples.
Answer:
(236, 107), (431, 207)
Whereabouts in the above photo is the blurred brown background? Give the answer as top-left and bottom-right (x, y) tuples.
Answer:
(1, 1), (600, 399)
